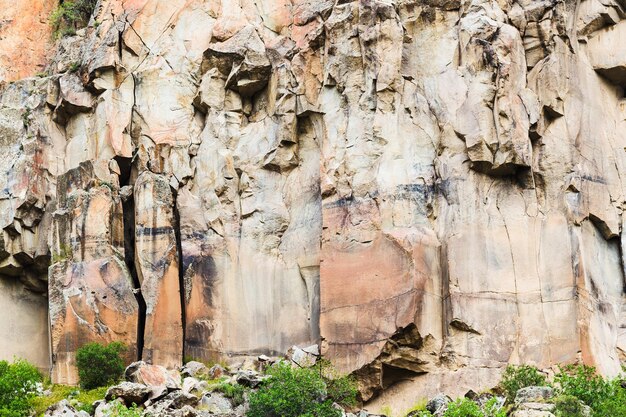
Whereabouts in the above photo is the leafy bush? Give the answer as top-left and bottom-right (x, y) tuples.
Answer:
(247, 361), (354, 417)
(483, 397), (506, 417)
(591, 378), (626, 417)
(443, 398), (483, 417)
(50, 0), (98, 38)
(553, 365), (610, 410)
(214, 382), (246, 406)
(76, 342), (126, 390)
(316, 360), (358, 408)
(553, 395), (585, 417)
(500, 365), (548, 402)
(0, 359), (42, 417)
(108, 401), (142, 417)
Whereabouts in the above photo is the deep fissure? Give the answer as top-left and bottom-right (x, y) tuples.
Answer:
(118, 156), (147, 361)
(171, 187), (186, 361)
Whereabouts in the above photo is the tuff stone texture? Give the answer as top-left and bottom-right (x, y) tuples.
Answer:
(0, 1), (625, 415)
(0, 0), (55, 82)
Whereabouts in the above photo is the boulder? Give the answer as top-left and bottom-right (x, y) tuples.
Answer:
(45, 400), (90, 417)
(515, 387), (554, 404)
(125, 361), (181, 391)
(199, 392), (234, 415)
(165, 390), (200, 409)
(287, 345), (319, 368)
(105, 381), (151, 405)
(235, 370), (267, 388)
(181, 361), (210, 379)
(426, 394), (452, 416)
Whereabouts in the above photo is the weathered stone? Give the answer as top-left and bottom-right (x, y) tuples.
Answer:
(235, 370), (267, 388)
(515, 387), (554, 404)
(0, 0), (55, 82)
(165, 390), (200, 409)
(587, 20), (626, 84)
(1, 3), (626, 417)
(203, 26), (271, 96)
(44, 400), (90, 417)
(199, 392), (234, 415)
(510, 411), (556, 417)
(125, 361), (181, 391)
(181, 361), (210, 379)
(426, 394), (452, 416)
(105, 382), (152, 405)
(286, 345), (319, 367)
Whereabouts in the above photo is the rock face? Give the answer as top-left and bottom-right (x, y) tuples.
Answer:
(0, 0), (55, 82)
(1, 0), (626, 412)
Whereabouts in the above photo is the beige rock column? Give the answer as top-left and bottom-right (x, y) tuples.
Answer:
(134, 171), (183, 368)
(49, 162), (139, 384)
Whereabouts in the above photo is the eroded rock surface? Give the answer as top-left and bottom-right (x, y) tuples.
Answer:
(0, 0), (625, 413)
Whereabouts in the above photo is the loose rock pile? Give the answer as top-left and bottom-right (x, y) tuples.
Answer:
(42, 345), (377, 417)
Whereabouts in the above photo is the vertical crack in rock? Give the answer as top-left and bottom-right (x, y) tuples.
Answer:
(118, 156), (146, 361)
(134, 171), (184, 368)
(172, 188), (186, 361)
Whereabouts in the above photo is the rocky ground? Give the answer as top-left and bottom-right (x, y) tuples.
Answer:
(37, 345), (621, 417)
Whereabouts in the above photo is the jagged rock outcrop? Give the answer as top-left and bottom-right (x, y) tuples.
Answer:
(1, 0), (626, 414)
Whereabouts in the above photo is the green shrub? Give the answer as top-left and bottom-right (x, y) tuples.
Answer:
(50, 0), (98, 38)
(483, 397), (506, 417)
(553, 365), (610, 410)
(0, 359), (42, 417)
(315, 360), (359, 408)
(76, 342), (126, 390)
(214, 382), (246, 406)
(247, 361), (345, 417)
(553, 395), (585, 417)
(108, 401), (142, 417)
(500, 365), (548, 402)
(443, 398), (482, 417)
(591, 378), (626, 417)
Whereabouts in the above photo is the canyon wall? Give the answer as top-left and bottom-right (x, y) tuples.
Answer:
(1, 0), (626, 411)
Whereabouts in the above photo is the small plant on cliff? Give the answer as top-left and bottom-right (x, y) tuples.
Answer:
(76, 342), (126, 390)
(247, 361), (356, 417)
(50, 0), (98, 38)
(0, 358), (42, 417)
(500, 364), (548, 402)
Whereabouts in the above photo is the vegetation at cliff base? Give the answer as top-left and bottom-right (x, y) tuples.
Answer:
(50, 0), (98, 38)
(76, 342), (126, 390)
(500, 364), (548, 402)
(247, 361), (357, 417)
(0, 359), (41, 417)
(31, 385), (107, 416)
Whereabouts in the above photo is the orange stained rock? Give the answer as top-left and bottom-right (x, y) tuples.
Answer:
(0, 0), (57, 82)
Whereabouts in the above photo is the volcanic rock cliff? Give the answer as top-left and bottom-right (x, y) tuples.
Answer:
(1, 0), (626, 411)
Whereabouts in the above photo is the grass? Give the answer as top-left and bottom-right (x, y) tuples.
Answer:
(402, 399), (428, 416)
(31, 385), (107, 416)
